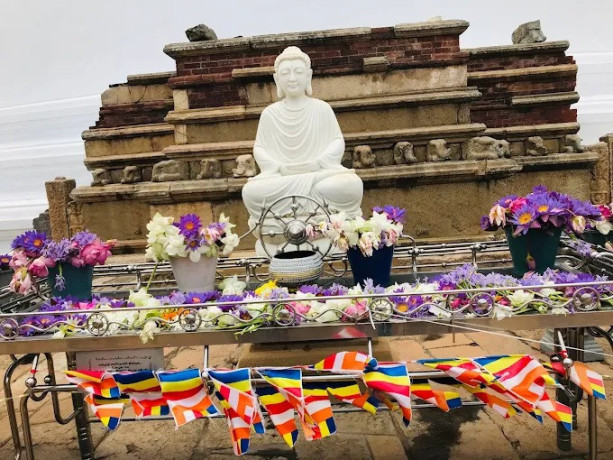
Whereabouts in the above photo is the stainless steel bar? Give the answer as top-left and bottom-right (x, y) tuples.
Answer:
(588, 395), (597, 460)
(66, 352), (94, 460)
(19, 393), (34, 460)
(44, 353), (77, 425)
(3, 354), (35, 459)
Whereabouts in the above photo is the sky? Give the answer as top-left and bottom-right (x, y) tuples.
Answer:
(1, 0), (612, 108)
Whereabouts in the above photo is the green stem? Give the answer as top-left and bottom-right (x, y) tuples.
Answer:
(145, 262), (158, 293)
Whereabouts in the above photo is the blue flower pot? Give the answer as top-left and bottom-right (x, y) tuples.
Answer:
(505, 227), (562, 277)
(347, 245), (394, 287)
(47, 263), (94, 300)
(0, 269), (12, 288)
(580, 230), (608, 247)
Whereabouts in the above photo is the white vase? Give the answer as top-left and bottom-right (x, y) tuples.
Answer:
(169, 256), (218, 292)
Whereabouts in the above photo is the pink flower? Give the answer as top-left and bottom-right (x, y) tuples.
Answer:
(9, 249), (28, 269)
(9, 268), (34, 295)
(81, 240), (113, 266)
(75, 301), (96, 310)
(509, 198), (527, 213)
(28, 257), (50, 277)
(290, 301), (311, 316)
(342, 300), (368, 321)
(70, 256), (86, 268)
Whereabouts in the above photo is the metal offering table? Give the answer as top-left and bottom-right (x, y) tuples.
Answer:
(2, 239), (613, 460)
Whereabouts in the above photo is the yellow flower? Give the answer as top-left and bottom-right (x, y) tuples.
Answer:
(255, 280), (277, 297)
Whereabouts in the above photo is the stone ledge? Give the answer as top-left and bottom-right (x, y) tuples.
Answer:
(393, 19), (469, 38)
(464, 40), (570, 56)
(513, 152), (600, 169)
(71, 184), (138, 202)
(511, 91), (580, 107)
(163, 28), (371, 58)
(164, 141), (253, 160)
(126, 71), (176, 85)
(484, 122), (580, 139)
(249, 27), (372, 49)
(231, 66), (275, 79)
(468, 64), (577, 82)
(165, 88), (481, 125)
(82, 123), (174, 141)
(84, 151), (166, 169)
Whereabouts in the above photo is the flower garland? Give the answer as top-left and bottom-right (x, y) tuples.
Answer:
(6, 265), (612, 343)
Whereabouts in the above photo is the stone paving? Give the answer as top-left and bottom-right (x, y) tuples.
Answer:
(1, 331), (612, 459)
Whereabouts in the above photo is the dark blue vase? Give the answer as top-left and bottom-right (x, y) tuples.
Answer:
(347, 245), (394, 287)
(505, 227), (562, 277)
(47, 263), (94, 300)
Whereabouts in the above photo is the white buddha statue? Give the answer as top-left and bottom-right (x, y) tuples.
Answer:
(242, 46), (363, 255)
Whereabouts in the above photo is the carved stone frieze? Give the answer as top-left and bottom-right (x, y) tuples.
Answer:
(152, 160), (189, 182)
(393, 142), (418, 164)
(91, 168), (112, 186)
(427, 139), (451, 162)
(563, 134), (584, 153)
(232, 154), (257, 178)
(67, 201), (86, 235)
(465, 136), (510, 160)
(197, 158), (223, 179)
(526, 136), (548, 156)
(120, 166), (142, 184)
(352, 145), (376, 168)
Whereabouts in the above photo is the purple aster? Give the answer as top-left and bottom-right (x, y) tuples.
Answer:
(185, 236), (203, 252)
(12, 230), (48, 256)
(175, 214), (202, 238)
(321, 283), (349, 297)
(35, 315), (59, 330)
(298, 284), (321, 295)
(183, 291), (218, 304)
(19, 316), (38, 336)
(363, 278), (386, 294)
(43, 239), (75, 262)
(566, 239), (594, 258)
(217, 294), (246, 312)
(532, 185), (549, 194)
(269, 288), (291, 300)
(110, 299), (133, 308)
(167, 291), (187, 305)
(71, 231), (97, 248)
(481, 215), (496, 231)
(568, 199), (602, 220)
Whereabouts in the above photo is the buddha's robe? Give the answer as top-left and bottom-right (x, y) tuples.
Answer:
(242, 98), (363, 227)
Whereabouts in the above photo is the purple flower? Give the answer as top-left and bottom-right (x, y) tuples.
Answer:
(0, 254), (11, 269)
(35, 315), (58, 330)
(110, 299), (133, 308)
(185, 236), (204, 252)
(298, 284), (321, 295)
(183, 291), (218, 304)
(363, 278), (386, 294)
(19, 316), (38, 336)
(372, 205), (406, 223)
(496, 195), (518, 208)
(217, 294), (246, 312)
(480, 215), (495, 231)
(71, 231), (97, 248)
(12, 230), (48, 256)
(175, 214), (202, 238)
(321, 283), (349, 297)
(510, 204), (541, 234)
(532, 185), (549, 194)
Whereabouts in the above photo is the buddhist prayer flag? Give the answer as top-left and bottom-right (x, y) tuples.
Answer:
(312, 352), (377, 373)
(302, 382), (336, 439)
(84, 394), (126, 430)
(363, 362), (412, 426)
(255, 385), (299, 448)
(472, 355), (555, 405)
(65, 370), (121, 398)
(411, 382), (461, 412)
(326, 381), (379, 415)
(568, 362), (606, 400)
(208, 368), (264, 456)
(157, 368), (218, 427)
(112, 370), (169, 418)
(417, 358), (495, 387)
(534, 391), (572, 432)
(464, 384), (517, 418)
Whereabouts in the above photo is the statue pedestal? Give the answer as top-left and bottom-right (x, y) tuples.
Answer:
(237, 338), (393, 368)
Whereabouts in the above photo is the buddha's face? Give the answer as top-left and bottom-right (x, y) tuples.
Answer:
(274, 58), (311, 98)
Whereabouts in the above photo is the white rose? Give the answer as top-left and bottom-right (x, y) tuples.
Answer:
(508, 290), (534, 307)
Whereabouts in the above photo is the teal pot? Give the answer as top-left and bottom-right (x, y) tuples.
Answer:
(505, 227), (562, 277)
(580, 230), (608, 247)
(347, 245), (394, 287)
(47, 264), (94, 300)
(0, 269), (12, 288)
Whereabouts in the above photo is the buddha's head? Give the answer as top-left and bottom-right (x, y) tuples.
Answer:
(273, 46), (313, 99)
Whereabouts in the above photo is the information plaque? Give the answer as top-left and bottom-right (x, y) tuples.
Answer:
(75, 348), (165, 371)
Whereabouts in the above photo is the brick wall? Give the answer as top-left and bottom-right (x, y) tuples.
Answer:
(94, 100), (174, 128)
(169, 32), (468, 109)
(468, 49), (577, 127)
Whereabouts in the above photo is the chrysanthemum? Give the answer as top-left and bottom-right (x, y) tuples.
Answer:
(12, 230), (48, 256)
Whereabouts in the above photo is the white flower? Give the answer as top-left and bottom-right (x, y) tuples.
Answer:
(129, 288), (162, 308)
(595, 219), (613, 235)
(551, 306), (568, 315)
(139, 321), (160, 344)
(428, 304), (452, 319)
(221, 232), (240, 256)
(508, 290), (534, 307)
(219, 275), (247, 295)
(493, 303), (513, 320)
(202, 306), (223, 325)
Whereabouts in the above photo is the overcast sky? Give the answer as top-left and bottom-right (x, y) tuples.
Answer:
(1, 0), (612, 108)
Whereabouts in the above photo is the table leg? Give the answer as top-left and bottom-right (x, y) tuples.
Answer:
(588, 395), (597, 460)
(555, 328), (572, 451)
(19, 392), (34, 460)
(4, 354), (36, 459)
(66, 353), (94, 460)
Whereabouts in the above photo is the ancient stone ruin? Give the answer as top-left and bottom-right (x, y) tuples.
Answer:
(62, 19), (613, 249)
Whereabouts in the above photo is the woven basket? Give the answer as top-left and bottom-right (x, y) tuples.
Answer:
(269, 251), (323, 286)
